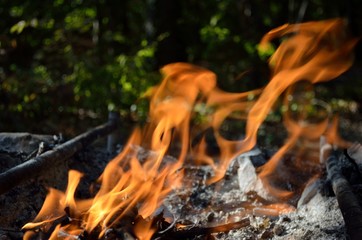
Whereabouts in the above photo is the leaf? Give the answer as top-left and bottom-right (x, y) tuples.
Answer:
(10, 20), (27, 34)
(256, 42), (275, 60)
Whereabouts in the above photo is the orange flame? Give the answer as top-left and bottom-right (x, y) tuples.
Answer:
(23, 18), (357, 239)
(251, 19), (357, 198)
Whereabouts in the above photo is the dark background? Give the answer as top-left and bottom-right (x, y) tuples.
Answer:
(0, 0), (361, 136)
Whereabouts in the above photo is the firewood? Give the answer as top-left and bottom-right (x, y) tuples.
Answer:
(326, 152), (362, 240)
(0, 113), (119, 195)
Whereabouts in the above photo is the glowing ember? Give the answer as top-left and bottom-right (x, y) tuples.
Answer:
(23, 18), (357, 239)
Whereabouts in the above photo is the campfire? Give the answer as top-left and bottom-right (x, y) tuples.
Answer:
(5, 18), (360, 239)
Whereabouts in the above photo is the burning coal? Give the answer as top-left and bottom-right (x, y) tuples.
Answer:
(23, 18), (357, 239)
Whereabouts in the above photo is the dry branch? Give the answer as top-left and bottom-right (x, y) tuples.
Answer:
(0, 112), (119, 195)
(155, 218), (250, 239)
(326, 153), (362, 240)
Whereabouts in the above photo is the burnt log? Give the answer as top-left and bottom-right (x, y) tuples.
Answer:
(326, 152), (362, 240)
(0, 112), (119, 195)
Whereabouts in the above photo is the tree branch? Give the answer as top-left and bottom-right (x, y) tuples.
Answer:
(0, 112), (119, 195)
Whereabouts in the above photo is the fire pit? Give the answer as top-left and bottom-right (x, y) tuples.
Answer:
(1, 18), (361, 239)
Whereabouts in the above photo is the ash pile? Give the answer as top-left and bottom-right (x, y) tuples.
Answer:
(164, 142), (362, 240)
(2, 131), (362, 239)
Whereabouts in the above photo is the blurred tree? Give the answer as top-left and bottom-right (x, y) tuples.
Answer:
(0, 0), (360, 134)
(154, 0), (187, 67)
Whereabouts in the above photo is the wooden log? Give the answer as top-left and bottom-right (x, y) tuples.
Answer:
(326, 153), (362, 240)
(0, 112), (119, 195)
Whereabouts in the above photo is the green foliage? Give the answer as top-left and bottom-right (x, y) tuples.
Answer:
(257, 42), (275, 60)
(64, 8), (96, 32)
(64, 40), (160, 115)
(1, 1), (160, 131)
(0, 0), (360, 133)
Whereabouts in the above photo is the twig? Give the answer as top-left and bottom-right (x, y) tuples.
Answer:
(326, 153), (362, 240)
(0, 112), (119, 195)
(155, 218), (250, 239)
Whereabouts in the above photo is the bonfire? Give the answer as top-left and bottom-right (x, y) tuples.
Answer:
(21, 18), (360, 240)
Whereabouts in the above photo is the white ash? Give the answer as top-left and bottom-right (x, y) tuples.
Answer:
(237, 154), (271, 201)
(211, 193), (344, 240)
(274, 193), (345, 239)
(163, 147), (346, 239)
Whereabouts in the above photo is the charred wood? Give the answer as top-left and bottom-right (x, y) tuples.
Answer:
(326, 151), (362, 240)
(0, 112), (119, 195)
